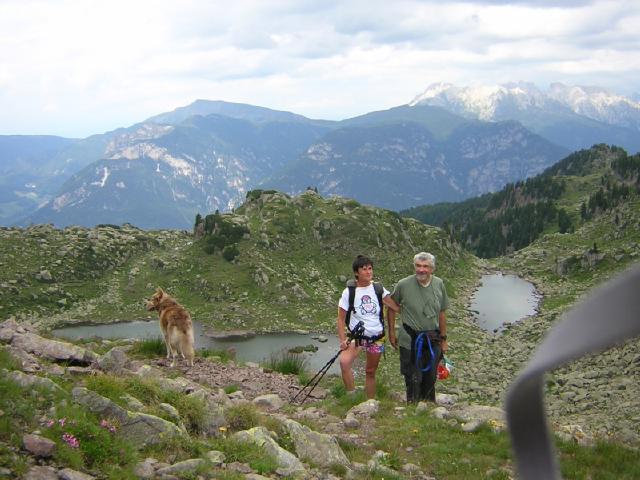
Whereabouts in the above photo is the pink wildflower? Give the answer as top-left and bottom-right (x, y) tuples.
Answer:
(58, 418), (66, 427)
(62, 433), (79, 448)
(100, 419), (117, 433)
(45, 419), (55, 428)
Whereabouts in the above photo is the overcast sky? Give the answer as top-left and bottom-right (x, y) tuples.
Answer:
(1, 0), (639, 138)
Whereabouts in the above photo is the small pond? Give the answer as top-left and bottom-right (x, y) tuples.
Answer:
(469, 273), (540, 332)
(52, 320), (342, 373)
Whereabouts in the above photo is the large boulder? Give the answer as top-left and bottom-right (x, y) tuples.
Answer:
(71, 387), (184, 448)
(4, 370), (64, 394)
(23, 434), (56, 458)
(283, 418), (350, 468)
(12, 333), (97, 365)
(96, 347), (131, 374)
(252, 394), (284, 412)
(232, 427), (304, 474)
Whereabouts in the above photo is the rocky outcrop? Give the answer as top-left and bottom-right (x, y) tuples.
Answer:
(71, 387), (184, 448)
(232, 426), (305, 475)
(282, 418), (350, 468)
(11, 332), (97, 365)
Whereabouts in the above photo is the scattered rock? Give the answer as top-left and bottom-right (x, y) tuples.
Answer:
(205, 450), (225, 466)
(97, 347), (131, 374)
(232, 427), (305, 474)
(133, 459), (156, 479)
(71, 387), (184, 448)
(252, 393), (284, 412)
(23, 434), (56, 458)
(11, 332), (97, 365)
(5, 370), (64, 394)
(283, 418), (350, 467)
(23, 465), (58, 480)
(58, 468), (96, 480)
(155, 459), (205, 477)
(346, 399), (379, 419)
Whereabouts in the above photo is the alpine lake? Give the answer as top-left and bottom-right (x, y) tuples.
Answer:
(52, 273), (539, 370)
(469, 272), (540, 332)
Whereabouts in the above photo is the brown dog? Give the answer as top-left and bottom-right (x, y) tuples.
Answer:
(145, 287), (195, 367)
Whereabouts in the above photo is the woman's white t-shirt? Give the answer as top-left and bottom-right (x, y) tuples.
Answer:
(338, 283), (390, 337)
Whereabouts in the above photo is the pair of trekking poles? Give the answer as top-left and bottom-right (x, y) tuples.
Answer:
(291, 321), (365, 404)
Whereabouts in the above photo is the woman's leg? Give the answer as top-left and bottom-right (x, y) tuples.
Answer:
(364, 350), (382, 399)
(339, 343), (360, 392)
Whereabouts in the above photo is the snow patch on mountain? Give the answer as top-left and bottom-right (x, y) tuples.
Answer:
(410, 82), (640, 131)
(548, 83), (640, 130)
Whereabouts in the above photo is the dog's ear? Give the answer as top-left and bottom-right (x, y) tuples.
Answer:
(155, 287), (164, 296)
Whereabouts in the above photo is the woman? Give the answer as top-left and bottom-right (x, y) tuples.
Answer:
(337, 254), (399, 399)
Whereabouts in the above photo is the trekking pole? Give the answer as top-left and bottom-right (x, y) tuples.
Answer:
(291, 321), (365, 404)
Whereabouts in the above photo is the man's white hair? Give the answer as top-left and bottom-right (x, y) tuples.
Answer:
(413, 252), (435, 267)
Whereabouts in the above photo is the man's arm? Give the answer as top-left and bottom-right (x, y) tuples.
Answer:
(387, 307), (398, 349)
(439, 310), (447, 353)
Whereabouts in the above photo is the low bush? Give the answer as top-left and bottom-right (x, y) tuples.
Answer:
(225, 403), (261, 432)
(263, 350), (306, 375)
(128, 336), (165, 357)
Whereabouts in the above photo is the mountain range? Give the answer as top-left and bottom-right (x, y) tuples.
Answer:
(411, 82), (640, 152)
(2, 82), (639, 229)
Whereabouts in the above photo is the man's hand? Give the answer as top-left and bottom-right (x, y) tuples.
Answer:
(339, 339), (349, 350)
(389, 332), (398, 349)
(441, 339), (448, 353)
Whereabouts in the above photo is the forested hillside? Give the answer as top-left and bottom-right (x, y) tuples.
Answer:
(402, 144), (640, 257)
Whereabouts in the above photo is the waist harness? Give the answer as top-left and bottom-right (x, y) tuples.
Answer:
(345, 280), (385, 343)
(403, 323), (441, 372)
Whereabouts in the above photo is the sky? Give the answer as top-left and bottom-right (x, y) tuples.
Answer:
(1, 0), (639, 138)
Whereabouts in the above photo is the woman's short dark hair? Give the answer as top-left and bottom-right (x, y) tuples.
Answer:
(352, 254), (373, 273)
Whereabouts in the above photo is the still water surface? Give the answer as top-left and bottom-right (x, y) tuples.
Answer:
(52, 320), (341, 372)
(469, 273), (539, 332)
(52, 272), (539, 367)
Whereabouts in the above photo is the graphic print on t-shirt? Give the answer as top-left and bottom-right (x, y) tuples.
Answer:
(359, 294), (378, 316)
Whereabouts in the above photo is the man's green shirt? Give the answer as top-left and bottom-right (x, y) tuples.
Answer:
(391, 275), (449, 350)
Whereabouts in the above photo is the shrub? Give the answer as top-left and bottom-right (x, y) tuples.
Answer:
(199, 348), (233, 363)
(129, 337), (166, 357)
(214, 438), (279, 474)
(224, 384), (239, 394)
(225, 403), (261, 432)
(222, 244), (240, 262)
(263, 351), (306, 375)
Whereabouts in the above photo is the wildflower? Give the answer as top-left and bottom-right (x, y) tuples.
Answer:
(100, 419), (117, 433)
(45, 419), (55, 428)
(58, 418), (66, 427)
(62, 433), (79, 448)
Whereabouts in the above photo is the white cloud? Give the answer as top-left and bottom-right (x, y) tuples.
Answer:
(0, 0), (638, 137)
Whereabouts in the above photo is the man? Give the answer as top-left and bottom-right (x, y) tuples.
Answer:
(388, 252), (449, 403)
(337, 255), (399, 399)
